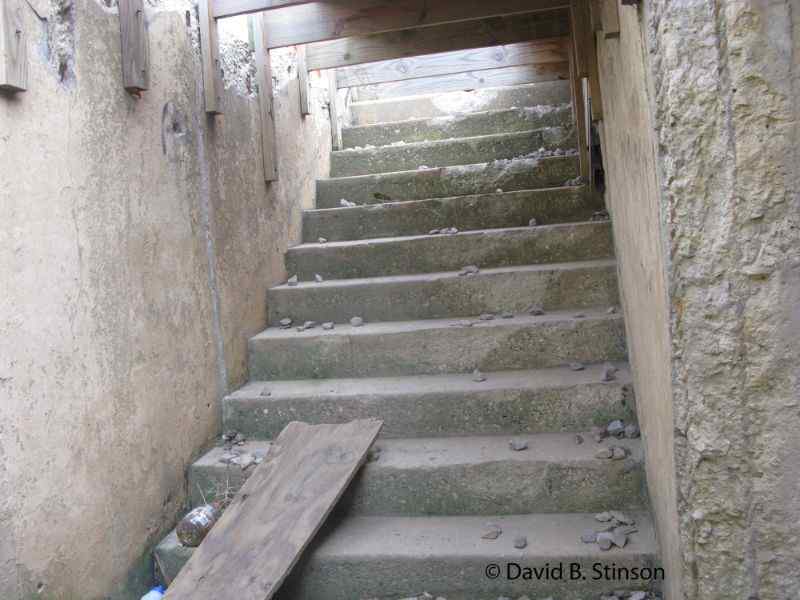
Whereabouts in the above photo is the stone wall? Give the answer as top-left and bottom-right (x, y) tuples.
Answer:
(0, 1), (330, 597)
(598, 1), (800, 598)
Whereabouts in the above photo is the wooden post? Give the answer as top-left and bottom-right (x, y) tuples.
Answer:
(0, 0), (27, 92)
(119, 0), (149, 93)
(600, 0), (620, 37)
(199, 0), (223, 113)
(253, 14), (278, 181)
(327, 70), (342, 150)
(296, 45), (310, 116)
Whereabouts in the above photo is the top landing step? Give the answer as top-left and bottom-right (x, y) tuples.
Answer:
(350, 81), (572, 127)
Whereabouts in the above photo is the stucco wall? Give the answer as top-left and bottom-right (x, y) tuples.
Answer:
(0, 1), (329, 597)
(599, 1), (800, 598)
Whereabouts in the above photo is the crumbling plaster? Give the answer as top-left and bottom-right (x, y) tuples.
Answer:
(0, 1), (330, 598)
(599, 0), (799, 598)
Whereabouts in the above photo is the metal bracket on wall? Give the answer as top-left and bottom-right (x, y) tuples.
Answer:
(119, 0), (150, 94)
(0, 0), (27, 92)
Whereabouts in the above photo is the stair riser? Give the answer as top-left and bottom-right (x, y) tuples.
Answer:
(249, 316), (627, 380)
(223, 379), (634, 440)
(268, 264), (619, 324)
(331, 128), (574, 177)
(342, 105), (572, 149)
(303, 187), (601, 242)
(316, 156), (578, 208)
(288, 222), (613, 280)
(350, 81), (571, 126)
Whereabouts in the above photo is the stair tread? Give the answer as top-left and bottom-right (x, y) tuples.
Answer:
(231, 362), (631, 401)
(252, 305), (620, 341)
(271, 258), (616, 291)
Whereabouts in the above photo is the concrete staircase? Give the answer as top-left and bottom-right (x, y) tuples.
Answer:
(154, 81), (659, 599)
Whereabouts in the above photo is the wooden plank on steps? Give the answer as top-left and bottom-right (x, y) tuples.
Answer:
(163, 419), (383, 600)
(253, 14), (278, 181)
(0, 0), (27, 92)
(296, 45), (310, 116)
(306, 10), (570, 71)
(199, 0), (223, 113)
(217, 0), (569, 44)
(327, 70), (342, 150)
(352, 62), (569, 100)
(335, 38), (568, 88)
(119, 0), (149, 93)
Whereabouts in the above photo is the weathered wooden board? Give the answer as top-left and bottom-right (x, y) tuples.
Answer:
(0, 0), (27, 92)
(327, 70), (342, 149)
(119, 0), (149, 92)
(214, 0), (315, 17)
(336, 38), (568, 88)
(296, 45), (310, 116)
(199, 0), (223, 113)
(253, 14), (277, 181)
(353, 62), (568, 100)
(306, 10), (570, 71)
(216, 0), (569, 45)
(164, 419), (383, 600)
(600, 0), (620, 37)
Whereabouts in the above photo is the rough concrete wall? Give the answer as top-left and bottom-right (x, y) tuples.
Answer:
(644, 0), (800, 597)
(595, 5), (681, 599)
(0, 2), (329, 598)
(599, 1), (800, 598)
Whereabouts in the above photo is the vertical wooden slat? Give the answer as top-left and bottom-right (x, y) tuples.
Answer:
(327, 70), (342, 150)
(601, 0), (620, 37)
(253, 14), (278, 181)
(570, 0), (602, 121)
(296, 45), (310, 116)
(119, 0), (149, 93)
(199, 0), (223, 113)
(567, 36), (589, 183)
(0, 0), (27, 92)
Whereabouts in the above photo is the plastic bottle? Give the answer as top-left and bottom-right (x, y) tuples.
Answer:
(176, 504), (219, 547)
(140, 586), (165, 600)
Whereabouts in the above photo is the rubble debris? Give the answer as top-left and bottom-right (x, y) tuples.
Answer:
(528, 218), (538, 227)
(176, 504), (219, 547)
(218, 452), (238, 465)
(222, 430), (238, 442)
(509, 439), (528, 451)
(569, 362), (585, 371)
(350, 316), (364, 327)
(451, 320), (474, 327)
(441, 227), (459, 234)
(573, 312), (586, 318)
(611, 446), (628, 460)
(602, 363), (618, 382)
(595, 512), (614, 522)
(481, 523), (502, 540)
(500, 312), (514, 319)
(496, 188), (504, 193)
(340, 199), (357, 208)
(575, 434), (584, 445)
(606, 420), (626, 438)
(592, 209), (610, 221)
(279, 317), (293, 329)
(513, 535), (528, 549)
(234, 453), (255, 469)
(625, 424), (641, 438)
(314, 273), (324, 283)
(609, 511), (635, 525)
(459, 265), (480, 276)
(322, 322), (335, 330)
(527, 304), (545, 315)
(611, 529), (629, 548)
(479, 313), (494, 321)
(287, 275), (299, 286)
(472, 369), (487, 382)
(591, 425), (608, 443)
(565, 175), (588, 187)
(428, 229), (441, 235)
(581, 529), (597, 543)
(318, 237), (328, 244)
(259, 387), (271, 397)
(234, 433), (246, 445)
(595, 448), (613, 459)
(606, 306), (618, 314)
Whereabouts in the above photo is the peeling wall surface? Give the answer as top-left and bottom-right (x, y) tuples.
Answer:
(0, 1), (329, 597)
(599, 1), (800, 599)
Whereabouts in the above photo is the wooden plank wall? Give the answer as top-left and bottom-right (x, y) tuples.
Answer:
(199, 0), (223, 113)
(0, 0), (27, 92)
(296, 45), (310, 116)
(119, 0), (149, 93)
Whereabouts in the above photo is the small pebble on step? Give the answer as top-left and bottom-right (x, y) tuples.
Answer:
(287, 275), (299, 286)
(591, 425), (608, 442)
(509, 439), (528, 451)
(581, 529), (597, 543)
(602, 363), (618, 382)
(259, 387), (271, 397)
(428, 229), (440, 235)
(607, 306), (618, 314)
(528, 218), (538, 227)
(322, 322), (335, 330)
(630, 592), (648, 600)
(573, 312), (586, 318)
(606, 419), (626, 438)
(479, 313), (494, 321)
(611, 446), (628, 460)
(500, 311), (514, 319)
(513, 536), (528, 549)
(596, 532), (614, 551)
(575, 434), (584, 445)
(350, 316), (364, 327)
(481, 523), (502, 540)
(625, 424), (641, 438)
(303, 321), (317, 330)
(472, 369), (487, 382)
(595, 511), (614, 522)
(609, 511), (635, 525)
(459, 265), (479, 276)
(279, 317), (292, 329)
(441, 227), (458, 234)
(314, 273), (324, 283)
(569, 361), (585, 371)
(339, 199), (356, 208)
(317, 237), (327, 244)
(527, 304), (545, 315)
(611, 529), (629, 548)
(595, 448), (613, 459)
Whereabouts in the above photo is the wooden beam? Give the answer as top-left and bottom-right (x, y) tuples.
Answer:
(306, 10), (570, 71)
(327, 70), (342, 149)
(568, 33), (589, 182)
(600, 0), (620, 37)
(296, 45), (310, 116)
(253, 14), (277, 180)
(352, 62), (569, 100)
(216, 0), (569, 45)
(199, 0), (223, 113)
(214, 0), (315, 18)
(0, 0), (27, 92)
(163, 419), (383, 600)
(336, 38), (568, 88)
(119, 0), (149, 93)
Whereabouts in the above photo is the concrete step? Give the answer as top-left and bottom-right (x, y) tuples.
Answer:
(331, 128), (574, 177)
(342, 104), (573, 149)
(268, 260), (619, 325)
(188, 432), (646, 515)
(287, 222), (613, 280)
(224, 363), (634, 440)
(349, 80), (572, 126)
(303, 186), (600, 243)
(316, 155), (578, 208)
(155, 512), (661, 600)
(248, 308), (626, 380)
